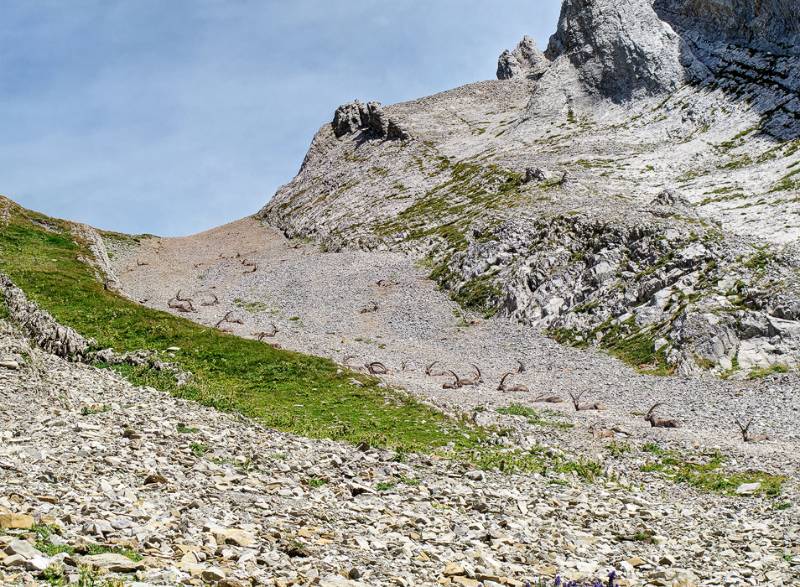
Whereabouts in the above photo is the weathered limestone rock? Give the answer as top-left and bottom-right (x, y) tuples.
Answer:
(0, 274), (94, 360)
(80, 553), (145, 573)
(545, 0), (706, 100)
(654, 0), (800, 46)
(496, 36), (550, 80)
(332, 100), (409, 140)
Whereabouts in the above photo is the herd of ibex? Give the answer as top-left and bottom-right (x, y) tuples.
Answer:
(157, 276), (769, 444)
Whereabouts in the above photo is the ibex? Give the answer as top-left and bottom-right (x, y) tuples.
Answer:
(497, 372), (529, 393)
(215, 311), (244, 329)
(735, 417), (768, 442)
(458, 364), (482, 386)
(360, 301), (379, 314)
(645, 403), (679, 428)
(442, 370), (462, 390)
(425, 361), (447, 377)
(534, 394), (563, 404)
(241, 259), (257, 274)
(569, 391), (602, 411)
(168, 290), (195, 313)
(254, 323), (279, 340)
(366, 361), (388, 375)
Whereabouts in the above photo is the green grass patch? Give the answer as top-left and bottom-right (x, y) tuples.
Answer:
(0, 198), (488, 458)
(33, 524), (75, 557)
(743, 246), (774, 272)
(85, 544), (143, 562)
(497, 404), (573, 430)
(451, 275), (504, 318)
(641, 449), (784, 497)
(770, 168), (800, 193)
(598, 319), (674, 376)
(233, 298), (270, 313)
(747, 364), (789, 379)
(190, 442), (210, 457)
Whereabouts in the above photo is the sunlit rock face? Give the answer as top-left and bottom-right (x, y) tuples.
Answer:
(654, 0), (800, 47)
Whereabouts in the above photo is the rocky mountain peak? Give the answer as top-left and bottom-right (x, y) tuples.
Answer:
(541, 0), (706, 101)
(496, 35), (550, 80)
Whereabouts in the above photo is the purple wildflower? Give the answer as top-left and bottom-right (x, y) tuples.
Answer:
(607, 570), (617, 587)
(555, 576), (562, 587)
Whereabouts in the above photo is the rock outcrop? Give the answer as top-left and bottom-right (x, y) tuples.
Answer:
(332, 100), (409, 140)
(654, 0), (800, 47)
(496, 36), (550, 80)
(0, 274), (94, 360)
(543, 0), (706, 100)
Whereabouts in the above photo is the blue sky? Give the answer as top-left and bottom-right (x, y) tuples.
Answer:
(0, 1), (561, 236)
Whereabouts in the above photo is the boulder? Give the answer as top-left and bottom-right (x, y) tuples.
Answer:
(80, 553), (145, 573)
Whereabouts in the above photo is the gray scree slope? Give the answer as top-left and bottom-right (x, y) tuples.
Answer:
(260, 0), (800, 377)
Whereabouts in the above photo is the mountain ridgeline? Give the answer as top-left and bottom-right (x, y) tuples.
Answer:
(260, 0), (800, 378)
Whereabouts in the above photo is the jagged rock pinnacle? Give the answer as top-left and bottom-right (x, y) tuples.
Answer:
(496, 35), (550, 81)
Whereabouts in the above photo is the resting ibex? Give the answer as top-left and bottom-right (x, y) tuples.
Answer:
(497, 372), (529, 393)
(425, 361), (447, 377)
(366, 362), (388, 375)
(442, 370), (462, 390)
(254, 323), (279, 340)
(215, 311), (244, 329)
(168, 290), (195, 313)
(735, 417), (768, 442)
(569, 391), (602, 411)
(241, 259), (257, 274)
(534, 394), (564, 404)
(645, 403), (679, 428)
(458, 364), (482, 386)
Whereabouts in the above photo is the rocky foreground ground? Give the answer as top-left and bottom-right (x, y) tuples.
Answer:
(1, 313), (799, 587)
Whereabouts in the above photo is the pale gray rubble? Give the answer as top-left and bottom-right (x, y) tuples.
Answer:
(107, 219), (800, 468)
(259, 0), (800, 376)
(1, 298), (799, 586)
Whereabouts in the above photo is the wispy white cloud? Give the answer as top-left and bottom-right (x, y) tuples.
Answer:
(0, 0), (561, 236)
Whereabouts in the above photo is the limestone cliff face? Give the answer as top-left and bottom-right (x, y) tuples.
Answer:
(543, 0), (704, 100)
(654, 0), (800, 47)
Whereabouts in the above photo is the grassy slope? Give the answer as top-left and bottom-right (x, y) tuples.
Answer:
(0, 197), (480, 454)
(0, 198), (786, 492)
